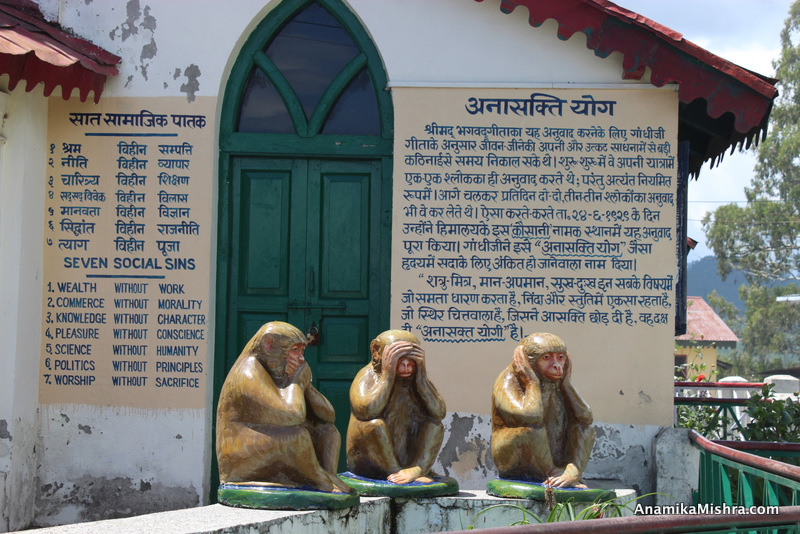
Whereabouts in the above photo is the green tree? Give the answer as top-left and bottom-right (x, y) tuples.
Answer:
(705, 286), (800, 379)
(701, 2), (800, 377)
(737, 284), (800, 360)
(706, 289), (743, 332)
(703, 1), (800, 284)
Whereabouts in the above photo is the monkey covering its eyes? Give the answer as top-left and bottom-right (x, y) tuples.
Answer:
(346, 330), (447, 485)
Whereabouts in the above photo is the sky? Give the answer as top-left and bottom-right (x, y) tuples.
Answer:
(621, 0), (793, 261)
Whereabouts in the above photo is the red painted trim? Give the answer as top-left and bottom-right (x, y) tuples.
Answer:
(0, 2), (119, 103)
(673, 397), (748, 405)
(716, 440), (800, 453)
(444, 506), (800, 533)
(675, 382), (765, 389)
(0, 8), (119, 71)
(476, 0), (777, 135)
(0, 51), (108, 103)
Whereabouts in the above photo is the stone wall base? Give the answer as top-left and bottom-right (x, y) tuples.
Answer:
(18, 484), (634, 534)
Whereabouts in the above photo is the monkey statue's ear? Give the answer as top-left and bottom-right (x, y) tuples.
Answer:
(370, 339), (382, 360)
(261, 333), (275, 353)
(512, 345), (534, 378)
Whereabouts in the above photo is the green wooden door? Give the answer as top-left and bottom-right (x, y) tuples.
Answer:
(223, 155), (383, 467)
(214, 0), (393, 487)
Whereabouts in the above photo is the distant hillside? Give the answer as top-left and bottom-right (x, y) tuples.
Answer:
(686, 255), (747, 310)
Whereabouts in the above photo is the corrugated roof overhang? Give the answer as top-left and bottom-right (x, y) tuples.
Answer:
(0, 0), (119, 103)
(478, 0), (779, 176)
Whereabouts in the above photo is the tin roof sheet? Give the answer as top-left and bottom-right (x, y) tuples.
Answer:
(0, 0), (119, 103)
(677, 296), (739, 343)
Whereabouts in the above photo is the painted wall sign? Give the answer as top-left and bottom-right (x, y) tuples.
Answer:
(40, 97), (214, 409)
(392, 88), (677, 343)
(391, 87), (679, 420)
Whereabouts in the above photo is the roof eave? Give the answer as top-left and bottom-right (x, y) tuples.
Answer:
(479, 0), (779, 176)
(0, 1), (119, 103)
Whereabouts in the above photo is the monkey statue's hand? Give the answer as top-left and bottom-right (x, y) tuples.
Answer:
(544, 464), (584, 488)
(512, 345), (538, 386)
(407, 343), (426, 371)
(562, 352), (573, 384)
(382, 341), (414, 377)
(292, 361), (312, 390)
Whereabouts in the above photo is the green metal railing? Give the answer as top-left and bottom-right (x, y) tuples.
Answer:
(674, 397), (749, 439)
(691, 431), (800, 508)
(444, 434), (800, 533)
(674, 381), (765, 439)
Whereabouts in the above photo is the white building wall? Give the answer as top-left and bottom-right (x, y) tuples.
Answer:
(0, 85), (48, 531)
(0, 0), (667, 529)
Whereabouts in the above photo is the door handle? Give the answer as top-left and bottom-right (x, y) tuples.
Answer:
(306, 322), (320, 346)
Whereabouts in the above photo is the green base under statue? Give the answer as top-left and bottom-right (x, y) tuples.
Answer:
(486, 478), (615, 503)
(339, 471), (459, 497)
(217, 482), (359, 510)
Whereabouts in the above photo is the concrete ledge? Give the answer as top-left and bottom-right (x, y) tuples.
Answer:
(18, 484), (634, 534)
(15, 497), (390, 534)
(395, 483), (635, 532)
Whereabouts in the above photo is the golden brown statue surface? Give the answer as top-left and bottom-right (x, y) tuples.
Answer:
(346, 330), (447, 484)
(491, 333), (594, 488)
(216, 321), (350, 494)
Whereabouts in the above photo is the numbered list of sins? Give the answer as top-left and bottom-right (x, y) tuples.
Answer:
(41, 108), (209, 404)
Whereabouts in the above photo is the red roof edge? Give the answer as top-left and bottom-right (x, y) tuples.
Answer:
(676, 297), (739, 343)
(0, 0), (119, 103)
(479, 0), (778, 157)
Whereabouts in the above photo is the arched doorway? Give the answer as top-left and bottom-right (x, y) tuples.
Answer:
(214, 0), (392, 483)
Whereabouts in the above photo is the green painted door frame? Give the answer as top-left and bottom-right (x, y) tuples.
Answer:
(212, 0), (393, 497)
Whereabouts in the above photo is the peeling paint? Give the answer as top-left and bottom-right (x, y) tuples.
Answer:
(436, 413), (494, 487)
(35, 475), (199, 525)
(141, 5), (156, 32)
(584, 422), (659, 500)
(438, 413), (474, 468)
(107, 0), (159, 84)
(77, 425), (92, 435)
(180, 64), (201, 102)
(120, 0), (142, 41)
(40, 482), (64, 497)
(0, 419), (11, 441)
(592, 424), (626, 461)
(141, 38), (157, 62)
(638, 390), (652, 403)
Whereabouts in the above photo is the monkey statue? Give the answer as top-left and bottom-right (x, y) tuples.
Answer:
(490, 333), (595, 496)
(341, 329), (458, 496)
(216, 321), (358, 509)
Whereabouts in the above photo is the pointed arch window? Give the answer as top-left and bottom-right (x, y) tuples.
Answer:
(236, 2), (380, 136)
